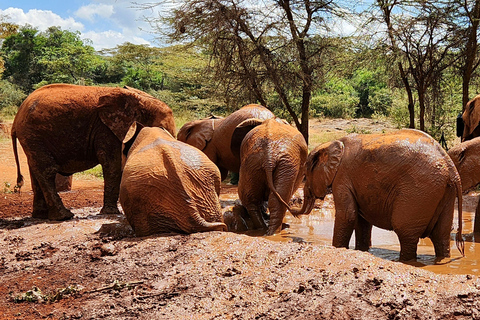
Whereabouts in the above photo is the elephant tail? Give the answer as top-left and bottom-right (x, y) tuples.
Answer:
(11, 128), (24, 193)
(265, 164), (293, 213)
(454, 173), (465, 257)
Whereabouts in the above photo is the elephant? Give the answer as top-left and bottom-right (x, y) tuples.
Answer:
(177, 104), (275, 180)
(461, 94), (480, 141)
(12, 83), (176, 221)
(119, 123), (227, 236)
(448, 138), (480, 233)
(290, 129), (464, 261)
(230, 117), (308, 235)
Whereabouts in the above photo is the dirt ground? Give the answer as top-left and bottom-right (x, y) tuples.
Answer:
(2, 119), (480, 319)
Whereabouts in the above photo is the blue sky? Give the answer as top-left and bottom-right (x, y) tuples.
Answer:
(0, 0), (165, 50)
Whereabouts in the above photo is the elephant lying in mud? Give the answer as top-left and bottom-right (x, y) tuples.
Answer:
(12, 84), (176, 221)
(120, 123), (227, 236)
(177, 104), (275, 180)
(231, 118), (308, 235)
(448, 138), (480, 233)
(291, 129), (464, 261)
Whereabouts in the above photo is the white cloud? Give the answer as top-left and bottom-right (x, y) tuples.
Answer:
(0, 7), (84, 32)
(81, 30), (150, 51)
(74, 4), (115, 22)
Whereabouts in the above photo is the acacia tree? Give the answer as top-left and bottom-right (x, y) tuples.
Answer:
(374, 0), (462, 131)
(146, 0), (341, 143)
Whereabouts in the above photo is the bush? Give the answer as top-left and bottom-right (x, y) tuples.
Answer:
(0, 80), (26, 116)
(310, 93), (359, 118)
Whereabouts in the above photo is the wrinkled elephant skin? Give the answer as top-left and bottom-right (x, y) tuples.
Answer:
(448, 138), (480, 233)
(12, 84), (176, 221)
(232, 118), (308, 235)
(177, 104), (275, 180)
(120, 126), (227, 236)
(293, 129), (464, 262)
(462, 95), (480, 141)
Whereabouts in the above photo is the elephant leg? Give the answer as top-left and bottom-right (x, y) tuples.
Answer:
(29, 163), (73, 221)
(355, 214), (372, 251)
(30, 168), (48, 219)
(332, 190), (357, 248)
(429, 185), (455, 260)
(474, 198), (480, 234)
(97, 144), (121, 215)
(244, 204), (268, 231)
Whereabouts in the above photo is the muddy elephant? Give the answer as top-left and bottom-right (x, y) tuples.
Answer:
(448, 138), (480, 233)
(291, 129), (464, 261)
(461, 94), (480, 141)
(12, 84), (176, 221)
(230, 117), (308, 235)
(177, 104), (275, 180)
(119, 123), (227, 236)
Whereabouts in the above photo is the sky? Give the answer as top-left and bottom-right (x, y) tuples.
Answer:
(0, 0), (167, 51)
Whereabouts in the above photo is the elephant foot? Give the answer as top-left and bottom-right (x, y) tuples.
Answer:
(48, 208), (74, 221)
(32, 208), (49, 219)
(100, 205), (121, 215)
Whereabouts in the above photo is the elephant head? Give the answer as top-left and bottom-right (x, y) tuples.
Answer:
(177, 115), (224, 151)
(290, 140), (345, 217)
(98, 87), (176, 142)
(462, 95), (480, 141)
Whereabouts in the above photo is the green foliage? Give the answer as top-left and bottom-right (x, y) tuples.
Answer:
(0, 79), (25, 113)
(310, 78), (359, 118)
(1, 26), (102, 92)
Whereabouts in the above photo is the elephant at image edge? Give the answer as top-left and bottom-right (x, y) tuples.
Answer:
(291, 129), (464, 261)
(12, 83), (176, 221)
(120, 124), (227, 236)
(231, 117), (308, 235)
(177, 104), (275, 180)
(448, 139), (480, 233)
(461, 94), (480, 141)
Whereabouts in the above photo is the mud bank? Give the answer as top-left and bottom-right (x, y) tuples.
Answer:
(1, 209), (480, 320)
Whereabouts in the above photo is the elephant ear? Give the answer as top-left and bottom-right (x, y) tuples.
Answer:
(463, 97), (480, 138)
(231, 118), (265, 159)
(177, 116), (217, 150)
(98, 88), (138, 141)
(310, 140), (345, 188)
(122, 122), (144, 158)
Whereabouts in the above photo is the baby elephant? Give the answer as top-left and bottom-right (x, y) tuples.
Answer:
(231, 118), (308, 235)
(291, 129), (464, 261)
(448, 138), (480, 233)
(120, 124), (227, 236)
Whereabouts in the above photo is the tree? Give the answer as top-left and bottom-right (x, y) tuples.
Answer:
(373, 0), (462, 131)
(1, 26), (101, 92)
(145, 0), (342, 143)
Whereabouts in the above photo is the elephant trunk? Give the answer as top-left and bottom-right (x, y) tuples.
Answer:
(289, 186), (316, 217)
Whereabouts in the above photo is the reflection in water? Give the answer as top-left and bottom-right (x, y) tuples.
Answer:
(263, 193), (480, 275)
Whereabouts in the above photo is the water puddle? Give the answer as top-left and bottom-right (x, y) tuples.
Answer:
(252, 193), (480, 275)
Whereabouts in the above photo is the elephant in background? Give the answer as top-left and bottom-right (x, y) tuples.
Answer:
(448, 138), (480, 233)
(461, 94), (480, 141)
(177, 104), (275, 180)
(291, 129), (464, 261)
(12, 83), (176, 221)
(120, 123), (227, 236)
(231, 117), (308, 235)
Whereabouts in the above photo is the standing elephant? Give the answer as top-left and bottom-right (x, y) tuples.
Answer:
(291, 129), (464, 261)
(461, 94), (480, 141)
(230, 118), (308, 235)
(177, 104), (275, 180)
(448, 138), (480, 233)
(12, 84), (176, 221)
(120, 124), (227, 236)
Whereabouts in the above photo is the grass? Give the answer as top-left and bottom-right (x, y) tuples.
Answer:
(308, 130), (346, 151)
(74, 165), (104, 180)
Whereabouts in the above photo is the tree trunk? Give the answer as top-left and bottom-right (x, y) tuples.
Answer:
(398, 62), (415, 128)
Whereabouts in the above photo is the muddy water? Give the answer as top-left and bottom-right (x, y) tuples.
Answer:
(222, 192), (480, 275)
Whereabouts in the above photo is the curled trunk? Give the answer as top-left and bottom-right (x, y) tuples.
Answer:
(289, 187), (316, 217)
